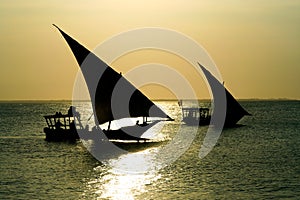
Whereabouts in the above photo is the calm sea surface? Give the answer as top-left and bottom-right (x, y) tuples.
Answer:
(0, 100), (299, 199)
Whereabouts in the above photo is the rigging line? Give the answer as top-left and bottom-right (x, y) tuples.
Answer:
(87, 113), (94, 121)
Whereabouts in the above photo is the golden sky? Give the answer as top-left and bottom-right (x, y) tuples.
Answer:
(1, 0), (299, 100)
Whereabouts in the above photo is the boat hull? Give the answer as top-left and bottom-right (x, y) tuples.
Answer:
(183, 113), (249, 127)
(44, 127), (79, 142)
(44, 127), (150, 142)
(182, 116), (211, 126)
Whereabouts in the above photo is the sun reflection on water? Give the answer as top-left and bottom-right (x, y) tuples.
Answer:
(97, 171), (160, 200)
(86, 148), (162, 200)
(79, 101), (184, 199)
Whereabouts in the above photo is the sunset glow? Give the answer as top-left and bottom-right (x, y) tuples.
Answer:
(1, 0), (299, 100)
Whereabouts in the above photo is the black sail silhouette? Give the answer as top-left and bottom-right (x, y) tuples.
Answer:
(199, 64), (251, 126)
(53, 25), (171, 125)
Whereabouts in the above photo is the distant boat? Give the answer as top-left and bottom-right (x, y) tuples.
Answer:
(181, 64), (251, 127)
(181, 106), (211, 126)
(43, 106), (82, 142)
(51, 25), (172, 142)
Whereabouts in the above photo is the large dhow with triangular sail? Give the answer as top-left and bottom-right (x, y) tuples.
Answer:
(181, 64), (251, 127)
(53, 24), (172, 141)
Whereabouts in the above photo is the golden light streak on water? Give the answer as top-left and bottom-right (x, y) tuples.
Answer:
(87, 148), (162, 200)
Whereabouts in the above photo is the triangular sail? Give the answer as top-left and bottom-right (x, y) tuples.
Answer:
(199, 64), (251, 126)
(54, 25), (171, 125)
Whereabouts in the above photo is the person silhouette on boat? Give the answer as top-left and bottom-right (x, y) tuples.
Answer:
(68, 106), (80, 119)
(55, 120), (63, 130)
(70, 120), (76, 131)
(188, 111), (193, 118)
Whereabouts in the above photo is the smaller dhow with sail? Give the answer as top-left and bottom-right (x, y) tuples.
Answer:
(181, 64), (251, 127)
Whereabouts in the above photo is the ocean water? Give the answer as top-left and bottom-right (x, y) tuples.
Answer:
(0, 100), (299, 199)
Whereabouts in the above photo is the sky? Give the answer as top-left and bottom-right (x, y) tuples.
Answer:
(0, 0), (299, 100)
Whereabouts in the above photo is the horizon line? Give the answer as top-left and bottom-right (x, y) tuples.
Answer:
(0, 97), (299, 102)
